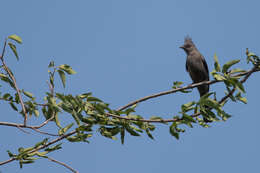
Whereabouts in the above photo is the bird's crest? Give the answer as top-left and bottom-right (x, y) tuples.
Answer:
(184, 36), (193, 44)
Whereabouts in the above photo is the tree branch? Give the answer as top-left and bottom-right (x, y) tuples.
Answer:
(47, 157), (79, 173)
(0, 130), (77, 166)
(0, 39), (28, 126)
(0, 121), (58, 136)
(108, 65), (259, 123)
(117, 68), (260, 112)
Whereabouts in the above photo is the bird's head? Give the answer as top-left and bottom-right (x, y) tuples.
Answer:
(180, 36), (196, 54)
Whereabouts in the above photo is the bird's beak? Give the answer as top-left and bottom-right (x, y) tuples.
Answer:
(179, 46), (185, 49)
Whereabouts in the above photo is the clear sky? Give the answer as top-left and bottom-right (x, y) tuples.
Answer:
(0, 0), (260, 172)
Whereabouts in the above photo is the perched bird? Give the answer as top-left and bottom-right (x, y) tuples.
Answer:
(180, 37), (209, 97)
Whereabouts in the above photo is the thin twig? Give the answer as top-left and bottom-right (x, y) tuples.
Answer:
(0, 158), (15, 165)
(107, 66), (259, 123)
(0, 39), (28, 126)
(116, 80), (218, 111)
(31, 127), (59, 136)
(33, 114), (55, 129)
(0, 130), (77, 166)
(0, 121), (58, 136)
(116, 68), (259, 112)
(47, 157), (79, 173)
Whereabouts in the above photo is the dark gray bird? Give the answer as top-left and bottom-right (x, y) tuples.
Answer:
(180, 37), (209, 97)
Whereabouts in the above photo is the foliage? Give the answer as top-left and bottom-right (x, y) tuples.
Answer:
(0, 35), (259, 172)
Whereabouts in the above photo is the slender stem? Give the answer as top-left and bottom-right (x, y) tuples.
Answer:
(0, 121), (58, 136)
(107, 66), (258, 123)
(0, 158), (15, 165)
(117, 80), (218, 111)
(0, 130), (77, 166)
(0, 39), (28, 126)
(47, 157), (79, 173)
(117, 68), (259, 112)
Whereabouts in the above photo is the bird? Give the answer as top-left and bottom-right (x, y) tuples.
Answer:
(180, 36), (209, 97)
(180, 36), (211, 122)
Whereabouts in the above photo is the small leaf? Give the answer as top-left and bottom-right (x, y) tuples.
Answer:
(229, 68), (246, 74)
(79, 92), (92, 99)
(7, 150), (16, 158)
(44, 143), (62, 152)
(8, 34), (22, 44)
(58, 123), (74, 135)
(182, 114), (196, 123)
(36, 151), (48, 157)
(235, 81), (245, 93)
(169, 123), (179, 140)
(58, 70), (66, 88)
(33, 110), (40, 117)
(55, 112), (62, 128)
(58, 64), (76, 74)
(146, 129), (154, 140)
(213, 73), (226, 81)
(22, 90), (34, 98)
(214, 53), (221, 72)
(235, 92), (247, 104)
(9, 102), (18, 111)
(120, 127), (125, 144)
(222, 59), (240, 73)
(150, 116), (164, 121)
(87, 96), (102, 102)
(35, 138), (49, 148)
(172, 81), (184, 88)
(8, 42), (19, 60)
(125, 125), (140, 136)
(48, 61), (55, 68)
(0, 73), (7, 78)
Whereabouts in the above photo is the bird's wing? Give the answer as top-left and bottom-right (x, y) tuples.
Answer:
(201, 55), (209, 75)
(185, 60), (189, 72)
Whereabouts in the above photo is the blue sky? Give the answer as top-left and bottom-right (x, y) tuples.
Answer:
(0, 0), (260, 172)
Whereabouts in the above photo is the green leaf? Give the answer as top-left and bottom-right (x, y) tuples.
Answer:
(238, 97), (247, 104)
(9, 102), (18, 111)
(8, 42), (19, 60)
(79, 92), (92, 99)
(235, 92), (247, 104)
(182, 114), (196, 123)
(150, 116), (164, 121)
(0, 73), (6, 78)
(222, 59), (240, 73)
(57, 70), (66, 88)
(33, 110), (40, 117)
(44, 143), (62, 152)
(169, 123), (179, 140)
(7, 150), (15, 157)
(181, 101), (196, 112)
(55, 112), (62, 128)
(229, 68), (246, 74)
(120, 127), (125, 144)
(146, 129), (154, 140)
(8, 34), (22, 44)
(87, 96), (102, 102)
(235, 80), (245, 93)
(36, 151), (48, 158)
(214, 53), (221, 72)
(71, 110), (81, 125)
(58, 64), (76, 75)
(125, 125), (140, 136)
(48, 61), (55, 68)
(172, 81), (183, 88)
(58, 123), (74, 135)
(3, 93), (12, 100)
(22, 90), (34, 98)
(213, 73), (226, 81)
